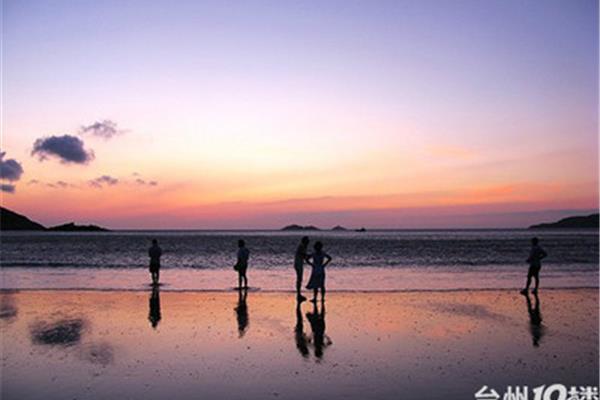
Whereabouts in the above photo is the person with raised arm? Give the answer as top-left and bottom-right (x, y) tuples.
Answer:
(305, 241), (332, 303)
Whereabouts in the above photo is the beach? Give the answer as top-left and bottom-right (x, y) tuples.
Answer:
(2, 288), (597, 400)
(3, 0), (598, 399)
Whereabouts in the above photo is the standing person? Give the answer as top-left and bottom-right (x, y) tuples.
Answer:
(305, 241), (332, 303)
(234, 239), (250, 289)
(520, 237), (547, 295)
(294, 236), (310, 302)
(148, 239), (162, 285)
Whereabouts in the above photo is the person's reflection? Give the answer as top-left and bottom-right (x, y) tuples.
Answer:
(524, 292), (545, 347)
(294, 301), (309, 358)
(306, 301), (332, 360)
(235, 288), (249, 338)
(148, 285), (161, 329)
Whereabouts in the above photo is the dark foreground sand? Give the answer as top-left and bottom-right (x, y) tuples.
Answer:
(1, 289), (598, 400)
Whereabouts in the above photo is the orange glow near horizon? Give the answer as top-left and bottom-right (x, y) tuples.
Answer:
(1, 1), (597, 228)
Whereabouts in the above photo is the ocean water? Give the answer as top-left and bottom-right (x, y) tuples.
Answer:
(1, 229), (598, 291)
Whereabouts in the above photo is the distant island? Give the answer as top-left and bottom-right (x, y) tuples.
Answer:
(48, 222), (109, 232)
(281, 224), (320, 231)
(0, 207), (46, 230)
(282, 224), (362, 231)
(0, 207), (109, 231)
(331, 225), (347, 231)
(529, 213), (599, 229)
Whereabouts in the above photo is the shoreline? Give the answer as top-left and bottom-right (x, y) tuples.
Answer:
(2, 266), (597, 293)
(1, 286), (599, 293)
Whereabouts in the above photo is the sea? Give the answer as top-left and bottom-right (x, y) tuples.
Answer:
(1, 229), (598, 291)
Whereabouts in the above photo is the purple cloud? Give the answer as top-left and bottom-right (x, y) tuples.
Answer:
(89, 175), (119, 188)
(79, 120), (124, 139)
(32, 135), (94, 164)
(47, 181), (71, 189)
(135, 178), (158, 186)
(0, 183), (15, 193)
(0, 152), (24, 181)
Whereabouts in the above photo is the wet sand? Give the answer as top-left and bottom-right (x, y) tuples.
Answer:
(1, 289), (598, 400)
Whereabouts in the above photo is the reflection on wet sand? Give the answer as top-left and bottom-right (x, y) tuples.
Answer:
(30, 318), (87, 347)
(235, 288), (249, 338)
(26, 302), (115, 368)
(294, 301), (309, 358)
(306, 301), (332, 360)
(78, 342), (114, 367)
(148, 285), (162, 329)
(524, 292), (545, 347)
(0, 291), (18, 323)
(2, 290), (597, 400)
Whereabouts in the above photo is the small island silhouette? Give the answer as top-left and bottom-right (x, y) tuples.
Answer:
(48, 222), (109, 232)
(331, 225), (347, 231)
(529, 214), (598, 229)
(281, 224), (352, 231)
(281, 224), (320, 231)
(0, 207), (110, 231)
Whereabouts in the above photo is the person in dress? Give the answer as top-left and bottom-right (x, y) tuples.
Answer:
(305, 241), (332, 303)
(520, 237), (547, 295)
(148, 239), (162, 285)
(294, 236), (310, 302)
(234, 239), (250, 289)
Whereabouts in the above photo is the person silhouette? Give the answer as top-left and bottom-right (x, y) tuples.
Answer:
(234, 239), (250, 289)
(524, 292), (544, 347)
(148, 285), (161, 329)
(305, 241), (332, 303)
(294, 301), (309, 358)
(520, 237), (547, 295)
(294, 236), (310, 302)
(306, 301), (332, 360)
(148, 239), (162, 285)
(234, 288), (249, 338)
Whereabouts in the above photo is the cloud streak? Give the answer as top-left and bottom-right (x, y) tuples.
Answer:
(32, 135), (94, 164)
(47, 181), (71, 189)
(135, 178), (158, 186)
(89, 175), (119, 188)
(79, 120), (124, 139)
(0, 184), (15, 193)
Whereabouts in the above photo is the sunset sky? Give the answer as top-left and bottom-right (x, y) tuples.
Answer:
(1, 0), (598, 229)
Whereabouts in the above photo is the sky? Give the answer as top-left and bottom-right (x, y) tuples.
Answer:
(1, 0), (598, 229)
